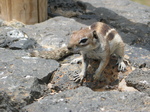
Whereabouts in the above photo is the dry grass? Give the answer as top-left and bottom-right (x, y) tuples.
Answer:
(131, 0), (150, 6)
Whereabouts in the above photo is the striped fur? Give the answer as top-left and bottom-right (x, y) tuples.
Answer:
(68, 22), (126, 82)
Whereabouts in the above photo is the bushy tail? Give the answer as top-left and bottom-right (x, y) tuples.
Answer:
(30, 47), (72, 60)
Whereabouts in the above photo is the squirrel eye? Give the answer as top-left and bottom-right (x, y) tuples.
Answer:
(79, 38), (88, 44)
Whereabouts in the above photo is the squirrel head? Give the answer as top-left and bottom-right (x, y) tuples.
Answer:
(67, 27), (99, 53)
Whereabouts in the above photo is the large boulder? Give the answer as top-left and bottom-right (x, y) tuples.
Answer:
(0, 48), (59, 109)
(23, 87), (150, 112)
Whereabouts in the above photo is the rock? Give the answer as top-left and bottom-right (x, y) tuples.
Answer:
(50, 63), (81, 92)
(80, 0), (150, 24)
(0, 28), (37, 50)
(125, 68), (150, 95)
(0, 0), (150, 111)
(9, 38), (37, 50)
(0, 48), (59, 108)
(0, 91), (19, 112)
(125, 44), (150, 68)
(22, 87), (150, 112)
(48, 0), (86, 17)
(7, 29), (25, 38)
(118, 79), (137, 92)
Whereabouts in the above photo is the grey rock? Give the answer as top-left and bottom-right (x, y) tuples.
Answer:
(7, 29), (25, 38)
(125, 44), (150, 68)
(50, 63), (81, 92)
(9, 38), (37, 50)
(80, 0), (150, 24)
(23, 87), (150, 112)
(0, 48), (27, 62)
(48, 0), (86, 17)
(0, 48), (59, 108)
(0, 0), (150, 111)
(125, 68), (150, 95)
(21, 17), (87, 50)
(0, 28), (37, 50)
(0, 91), (18, 112)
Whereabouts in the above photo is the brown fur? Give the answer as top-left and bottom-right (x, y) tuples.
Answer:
(30, 47), (72, 60)
(107, 30), (117, 41)
(91, 22), (111, 37)
(68, 22), (126, 83)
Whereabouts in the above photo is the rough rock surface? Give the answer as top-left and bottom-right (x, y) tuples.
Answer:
(0, 27), (37, 50)
(0, 91), (18, 112)
(125, 44), (150, 68)
(0, 48), (59, 109)
(126, 68), (150, 95)
(23, 87), (150, 112)
(48, 0), (86, 17)
(0, 0), (150, 111)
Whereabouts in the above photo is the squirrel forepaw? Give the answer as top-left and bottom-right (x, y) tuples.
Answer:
(118, 62), (126, 71)
(73, 73), (84, 83)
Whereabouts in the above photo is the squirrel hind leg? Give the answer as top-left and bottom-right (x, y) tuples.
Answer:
(114, 43), (126, 71)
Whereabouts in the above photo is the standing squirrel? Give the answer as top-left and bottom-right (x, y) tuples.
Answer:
(30, 22), (126, 83)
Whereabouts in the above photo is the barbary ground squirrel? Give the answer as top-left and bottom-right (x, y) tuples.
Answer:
(31, 22), (126, 83)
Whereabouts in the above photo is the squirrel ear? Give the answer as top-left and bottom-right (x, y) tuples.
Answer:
(93, 30), (98, 39)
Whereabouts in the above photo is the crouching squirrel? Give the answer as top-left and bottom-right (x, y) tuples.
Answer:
(67, 22), (126, 82)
